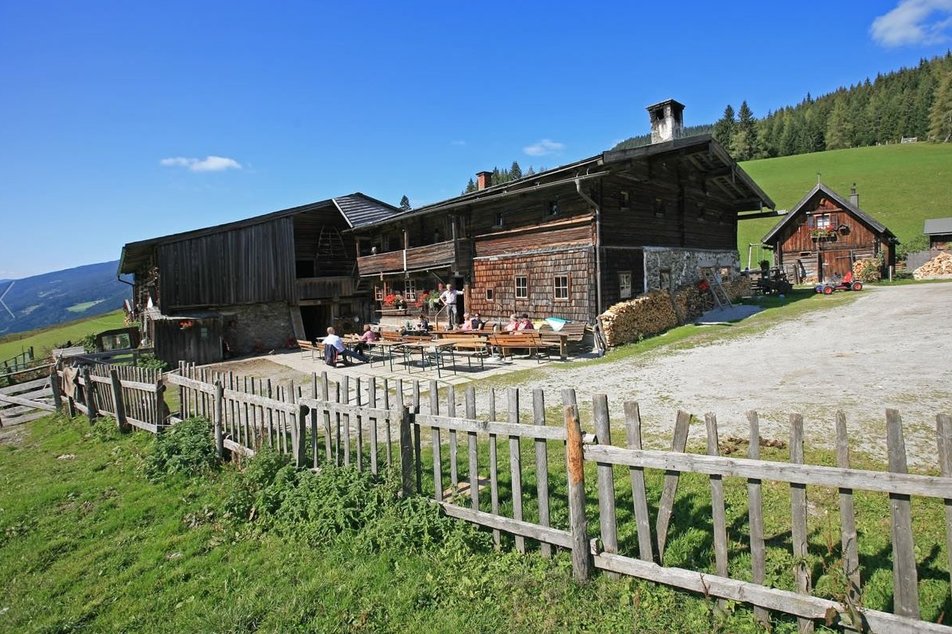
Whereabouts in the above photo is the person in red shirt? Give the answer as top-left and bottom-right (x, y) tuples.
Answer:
(516, 314), (534, 330)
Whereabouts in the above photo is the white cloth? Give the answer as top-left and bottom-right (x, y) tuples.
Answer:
(439, 289), (461, 305)
(323, 334), (346, 352)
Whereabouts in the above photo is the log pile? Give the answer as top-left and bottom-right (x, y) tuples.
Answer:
(853, 258), (882, 282)
(913, 251), (952, 280)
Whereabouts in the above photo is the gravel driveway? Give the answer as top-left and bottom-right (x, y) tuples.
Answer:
(506, 283), (952, 468)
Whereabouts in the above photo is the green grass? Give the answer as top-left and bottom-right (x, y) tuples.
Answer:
(737, 143), (952, 264)
(0, 310), (126, 361)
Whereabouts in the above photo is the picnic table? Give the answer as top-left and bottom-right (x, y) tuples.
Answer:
(399, 340), (457, 378)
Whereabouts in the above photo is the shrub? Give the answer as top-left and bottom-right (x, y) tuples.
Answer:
(145, 417), (218, 481)
(135, 353), (167, 371)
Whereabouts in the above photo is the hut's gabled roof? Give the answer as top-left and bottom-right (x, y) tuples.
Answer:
(761, 183), (896, 245)
(924, 217), (952, 236)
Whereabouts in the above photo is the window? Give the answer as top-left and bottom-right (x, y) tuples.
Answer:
(654, 198), (666, 217)
(515, 276), (528, 299)
(554, 275), (569, 301)
(815, 213), (831, 229)
(620, 191), (630, 210)
(619, 271), (632, 299)
(374, 285), (385, 301)
(493, 212), (504, 228)
(547, 201), (560, 217)
(403, 279), (417, 301)
(485, 288), (494, 301)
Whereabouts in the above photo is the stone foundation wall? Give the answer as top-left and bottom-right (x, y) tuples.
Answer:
(218, 302), (294, 354)
(643, 248), (740, 291)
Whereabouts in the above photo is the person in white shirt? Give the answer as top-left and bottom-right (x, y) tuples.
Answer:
(323, 326), (368, 365)
(439, 283), (463, 329)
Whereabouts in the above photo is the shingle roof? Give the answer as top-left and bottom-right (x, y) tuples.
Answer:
(924, 217), (952, 235)
(761, 183), (896, 244)
(333, 193), (402, 228)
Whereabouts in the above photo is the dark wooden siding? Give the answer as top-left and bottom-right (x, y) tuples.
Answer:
(470, 248), (595, 322)
(154, 317), (223, 366)
(474, 221), (593, 258)
(600, 247), (646, 308)
(157, 217), (295, 311)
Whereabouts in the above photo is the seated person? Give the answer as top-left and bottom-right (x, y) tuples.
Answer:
(416, 312), (430, 332)
(503, 314), (519, 332)
(355, 324), (379, 353)
(323, 326), (369, 365)
(470, 312), (483, 330)
(460, 313), (474, 331)
(516, 313), (534, 331)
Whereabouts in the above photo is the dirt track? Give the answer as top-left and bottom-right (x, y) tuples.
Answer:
(508, 283), (952, 467)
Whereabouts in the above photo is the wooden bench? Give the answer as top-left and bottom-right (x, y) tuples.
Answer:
(297, 339), (320, 360)
(436, 332), (490, 370)
(538, 322), (588, 360)
(488, 332), (558, 362)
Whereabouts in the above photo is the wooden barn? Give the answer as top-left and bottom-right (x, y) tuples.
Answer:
(351, 99), (775, 325)
(118, 194), (401, 366)
(762, 183), (897, 283)
(924, 218), (952, 250)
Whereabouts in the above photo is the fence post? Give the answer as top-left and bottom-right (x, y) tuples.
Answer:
(213, 381), (224, 458)
(109, 368), (130, 432)
(593, 393), (618, 576)
(81, 366), (97, 421)
(398, 404), (414, 497)
(563, 388), (591, 582)
(50, 368), (63, 412)
(294, 404), (308, 467)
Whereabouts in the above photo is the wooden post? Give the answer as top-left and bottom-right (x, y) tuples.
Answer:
(508, 388), (525, 553)
(294, 404), (308, 467)
(656, 410), (691, 561)
(624, 401), (654, 562)
(49, 368), (63, 412)
(789, 413), (813, 634)
(213, 381), (224, 458)
(489, 387), (500, 548)
(834, 411), (861, 604)
(342, 375), (351, 466)
(466, 386), (479, 511)
(533, 389), (551, 558)
(108, 368), (130, 432)
(885, 409), (919, 620)
(413, 380), (422, 493)
(399, 404), (414, 497)
(705, 412), (729, 606)
(563, 388), (591, 582)
(81, 366), (97, 421)
(369, 377), (379, 475)
(447, 384), (458, 488)
(593, 394), (618, 575)
(937, 413), (952, 606)
(746, 410), (769, 627)
(430, 380), (442, 502)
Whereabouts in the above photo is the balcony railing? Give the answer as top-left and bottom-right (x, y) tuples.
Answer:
(357, 239), (467, 276)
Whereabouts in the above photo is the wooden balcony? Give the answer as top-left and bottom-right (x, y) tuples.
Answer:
(295, 276), (354, 300)
(357, 239), (469, 276)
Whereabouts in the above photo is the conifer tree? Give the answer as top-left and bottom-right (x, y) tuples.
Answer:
(713, 104), (736, 150)
(928, 68), (952, 142)
(399, 195), (411, 211)
(730, 101), (758, 160)
(825, 97), (853, 149)
(510, 161), (523, 180)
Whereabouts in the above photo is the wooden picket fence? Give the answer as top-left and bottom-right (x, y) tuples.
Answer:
(12, 360), (952, 632)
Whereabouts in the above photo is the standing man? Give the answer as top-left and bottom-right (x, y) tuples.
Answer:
(439, 283), (463, 329)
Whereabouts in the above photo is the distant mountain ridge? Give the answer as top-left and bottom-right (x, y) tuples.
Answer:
(0, 261), (130, 337)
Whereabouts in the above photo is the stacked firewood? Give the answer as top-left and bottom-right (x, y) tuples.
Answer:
(599, 291), (679, 347)
(853, 258), (882, 282)
(913, 251), (952, 279)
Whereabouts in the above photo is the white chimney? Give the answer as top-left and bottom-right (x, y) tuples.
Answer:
(849, 183), (859, 207)
(647, 99), (685, 144)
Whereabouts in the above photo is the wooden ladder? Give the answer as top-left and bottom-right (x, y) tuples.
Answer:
(709, 278), (733, 310)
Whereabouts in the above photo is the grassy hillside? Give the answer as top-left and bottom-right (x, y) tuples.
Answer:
(737, 143), (952, 266)
(0, 310), (126, 362)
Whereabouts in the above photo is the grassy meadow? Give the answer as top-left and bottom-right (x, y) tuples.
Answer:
(737, 143), (952, 265)
(0, 310), (126, 363)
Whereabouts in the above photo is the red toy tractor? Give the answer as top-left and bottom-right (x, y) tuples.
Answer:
(815, 271), (863, 295)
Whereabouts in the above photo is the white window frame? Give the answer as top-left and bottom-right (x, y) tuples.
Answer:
(619, 271), (632, 299)
(554, 274), (569, 301)
(515, 275), (528, 300)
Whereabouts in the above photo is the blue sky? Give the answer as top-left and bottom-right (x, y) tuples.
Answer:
(2, 0), (951, 278)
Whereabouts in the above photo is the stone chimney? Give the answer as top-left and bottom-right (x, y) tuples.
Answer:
(647, 99), (685, 144)
(849, 183), (859, 207)
(476, 171), (492, 191)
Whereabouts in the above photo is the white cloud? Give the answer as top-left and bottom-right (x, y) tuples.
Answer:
(523, 139), (565, 157)
(160, 155), (243, 172)
(450, 140), (467, 146)
(871, 0), (952, 47)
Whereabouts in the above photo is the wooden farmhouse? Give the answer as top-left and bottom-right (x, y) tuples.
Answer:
(119, 100), (777, 365)
(761, 183), (897, 283)
(118, 194), (402, 365)
(924, 218), (952, 250)
(352, 100), (774, 325)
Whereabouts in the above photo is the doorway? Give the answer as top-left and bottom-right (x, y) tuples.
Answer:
(300, 305), (331, 343)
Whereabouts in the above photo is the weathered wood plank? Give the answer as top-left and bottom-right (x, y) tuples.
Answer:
(430, 380), (442, 502)
(0, 392), (57, 412)
(0, 376), (54, 395)
(790, 413), (813, 634)
(489, 388), (500, 548)
(746, 410), (768, 627)
(705, 413), (729, 586)
(655, 410), (691, 561)
(533, 389), (551, 558)
(886, 409), (920, 620)
(624, 401), (654, 562)
(466, 386), (479, 511)
(165, 372), (217, 394)
(508, 388), (525, 553)
(581, 445), (952, 499)
(440, 502), (573, 549)
(593, 394), (618, 574)
(448, 384), (458, 488)
(563, 388), (591, 582)
(835, 411), (861, 604)
(938, 413), (952, 606)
